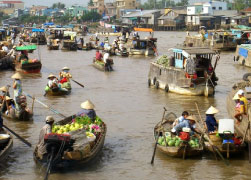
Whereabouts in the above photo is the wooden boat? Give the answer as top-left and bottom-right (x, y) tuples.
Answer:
(184, 30), (237, 51)
(92, 58), (113, 72)
(148, 47), (219, 96)
(15, 45), (42, 73)
(47, 44), (59, 50)
(115, 49), (129, 57)
(234, 44), (251, 67)
(61, 31), (77, 51)
(30, 28), (47, 45)
(0, 56), (15, 70)
(128, 38), (157, 56)
(33, 114), (107, 168)
(2, 109), (33, 121)
(0, 130), (13, 163)
(45, 86), (71, 96)
(204, 134), (244, 159)
(226, 78), (251, 143)
(154, 113), (203, 158)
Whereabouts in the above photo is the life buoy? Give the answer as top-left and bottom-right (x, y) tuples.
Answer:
(165, 84), (169, 92)
(155, 81), (159, 89)
(148, 79), (151, 87)
(243, 73), (251, 81)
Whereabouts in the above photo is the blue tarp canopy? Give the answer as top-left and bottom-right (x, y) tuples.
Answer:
(44, 22), (54, 26)
(32, 28), (44, 32)
(239, 48), (248, 58)
(0, 29), (5, 32)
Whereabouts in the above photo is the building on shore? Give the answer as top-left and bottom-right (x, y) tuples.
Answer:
(158, 7), (187, 31)
(116, 0), (140, 18)
(0, 0), (24, 14)
(88, 0), (105, 15)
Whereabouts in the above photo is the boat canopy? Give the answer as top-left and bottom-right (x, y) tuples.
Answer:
(16, 45), (37, 51)
(0, 29), (5, 32)
(32, 28), (45, 32)
(44, 22), (54, 26)
(63, 31), (76, 37)
(52, 28), (66, 31)
(134, 27), (153, 32)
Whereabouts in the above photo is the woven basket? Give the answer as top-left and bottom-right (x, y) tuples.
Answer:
(209, 133), (222, 146)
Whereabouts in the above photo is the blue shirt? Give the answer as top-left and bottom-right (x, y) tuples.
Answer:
(77, 109), (96, 120)
(174, 120), (196, 131)
(206, 115), (218, 132)
(178, 116), (187, 123)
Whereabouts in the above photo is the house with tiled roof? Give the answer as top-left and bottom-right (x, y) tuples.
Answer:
(0, 0), (24, 14)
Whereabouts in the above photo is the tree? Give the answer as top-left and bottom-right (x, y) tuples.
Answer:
(81, 11), (101, 22)
(88, 0), (94, 6)
(233, 0), (246, 11)
(52, 2), (65, 9)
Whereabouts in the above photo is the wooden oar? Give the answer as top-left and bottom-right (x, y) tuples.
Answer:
(72, 79), (84, 88)
(151, 107), (167, 165)
(3, 124), (32, 147)
(23, 91), (66, 118)
(195, 102), (229, 165)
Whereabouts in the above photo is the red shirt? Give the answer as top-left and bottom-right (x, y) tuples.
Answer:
(96, 52), (102, 60)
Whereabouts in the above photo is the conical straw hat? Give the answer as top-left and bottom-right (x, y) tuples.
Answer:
(5, 96), (12, 101)
(186, 115), (197, 121)
(206, 106), (219, 114)
(62, 67), (70, 70)
(81, 100), (95, 110)
(11, 73), (22, 79)
(47, 74), (56, 79)
(233, 92), (240, 100)
(0, 86), (7, 92)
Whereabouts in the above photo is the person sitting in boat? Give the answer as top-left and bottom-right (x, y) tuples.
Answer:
(172, 111), (189, 127)
(0, 86), (10, 101)
(47, 74), (59, 90)
(59, 67), (72, 82)
(7, 46), (17, 58)
(18, 50), (29, 62)
(171, 115), (199, 135)
(96, 50), (103, 61)
(4, 96), (16, 116)
(233, 92), (241, 114)
(234, 90), (248, 125)
(12, 73), (22, 110)
(37, 116), (55, 160)
(77, 100), (96, 121)
(205, 106), (219, 133)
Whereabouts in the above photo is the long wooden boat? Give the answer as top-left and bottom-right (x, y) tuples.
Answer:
(154, 113), (203, 158)
(226, 78), (251, 143)
(2, 109), (33, 121)
(204, 135), (244, 159)
(0, 130), (13, 163)
(15, 61), (42, 73)
(92, 58), (113, 72)
(33, 114), (107, 168)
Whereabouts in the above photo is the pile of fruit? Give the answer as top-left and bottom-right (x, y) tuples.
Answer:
(156, 55), (169, 67)
(188, 137), (200, 148)
(158, 135), (182, 147)
(52, 115), (103, 135)
(158, 135), (200, 148)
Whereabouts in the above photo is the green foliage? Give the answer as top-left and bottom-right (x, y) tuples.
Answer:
(176, 0), (189, 6)
(88, 0), (94, 6)
(140, 0), (177, 9)
(81, 11), (101, 22)
(233, 0), (246, 11)
(0, 12), (10, 22)
(18, 14), (47, 24)
(52, 2), (65, 9)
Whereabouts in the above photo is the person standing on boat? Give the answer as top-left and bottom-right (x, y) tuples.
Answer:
(77, 100), (96, 121)
(205, 106), (219, 133)
(234, 90), (248, 124)
(12, 73), (22, 110)
(37, 116), (55, 160)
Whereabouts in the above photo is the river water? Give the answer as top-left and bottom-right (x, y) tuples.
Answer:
(0, 31), (251, 180)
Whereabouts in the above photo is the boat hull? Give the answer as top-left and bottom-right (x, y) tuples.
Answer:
(0, 130), (13, 163)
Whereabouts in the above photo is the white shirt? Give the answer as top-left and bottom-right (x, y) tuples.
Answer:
(103, 53), (109, 63)
(2, 46), (9, 53)
(48, 80), (53, 87)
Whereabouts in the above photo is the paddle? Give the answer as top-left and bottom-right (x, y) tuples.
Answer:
(3, 124), (32, 147)
(72, 79), (85, 88)
(44, 147), (55, 180)
(194, 102), (229, 165)
(23, 91), (66, 118)
(151, 107), (167, 165)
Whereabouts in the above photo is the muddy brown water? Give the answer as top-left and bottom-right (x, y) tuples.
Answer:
(0, 32), (251, 180)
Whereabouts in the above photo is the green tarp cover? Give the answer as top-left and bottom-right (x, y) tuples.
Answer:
(16, 45), (37, 51)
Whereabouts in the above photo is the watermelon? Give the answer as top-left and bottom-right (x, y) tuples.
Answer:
(175, 140), (181, 147)
(161, 141), (166, 146)
(168, 140), (175, 146)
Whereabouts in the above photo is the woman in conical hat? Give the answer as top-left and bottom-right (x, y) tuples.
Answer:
(12, 73), (22, 109)
(76, 100), (96, 121)
(205, 106), (219, 133)
(59, 67), (72, 83)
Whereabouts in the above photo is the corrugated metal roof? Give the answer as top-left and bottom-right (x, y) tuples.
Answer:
(122, 10), (160, 18)
(175, 47), (215, 54)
